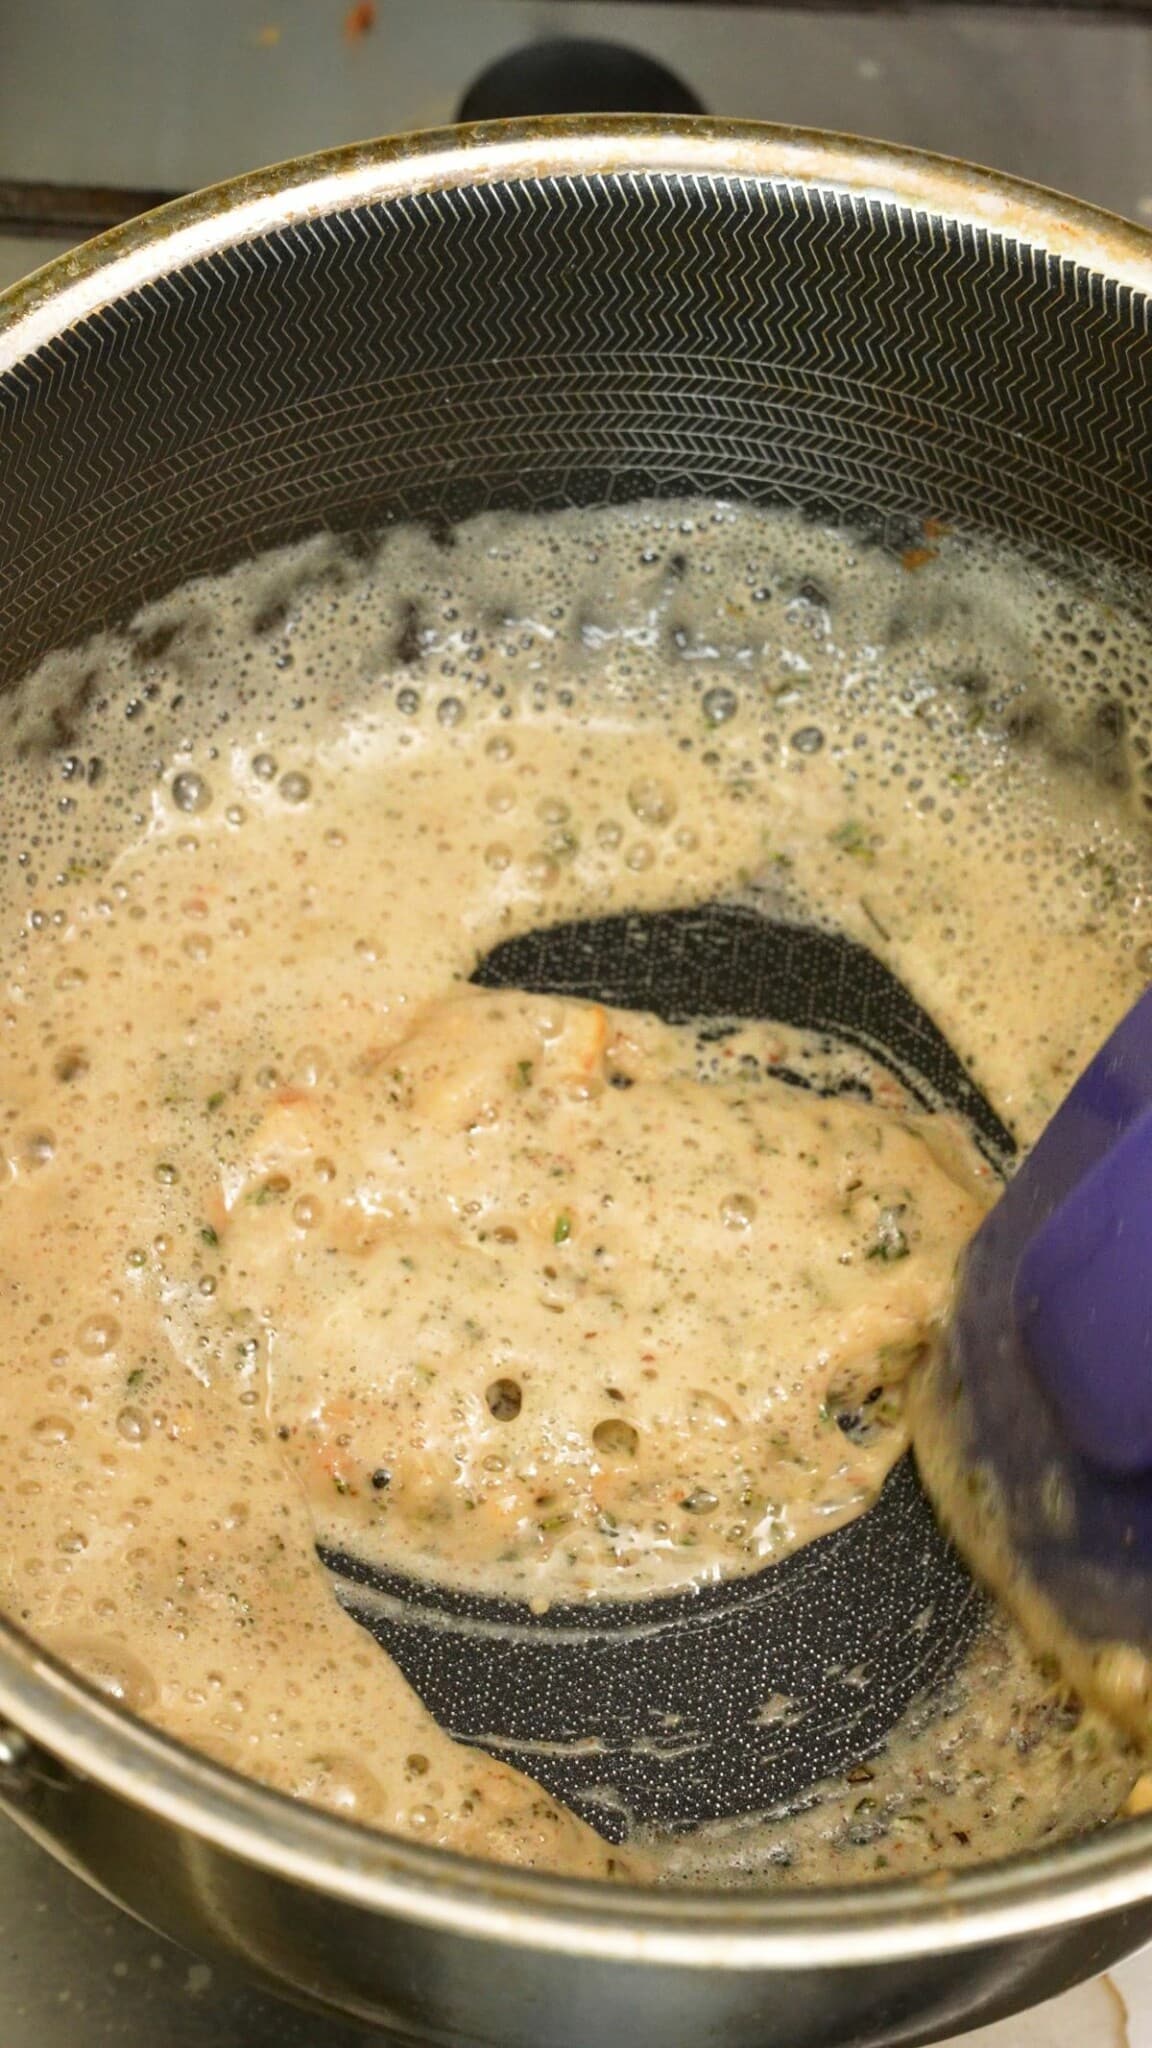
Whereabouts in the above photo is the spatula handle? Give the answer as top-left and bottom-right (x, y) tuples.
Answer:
(1015, 1102), (1152, 1474)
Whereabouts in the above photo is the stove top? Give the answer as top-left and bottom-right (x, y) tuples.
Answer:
(4, 2), (1152, 2040)
(0, 1813), (375, 2047)
(3, 0), (1152, 288)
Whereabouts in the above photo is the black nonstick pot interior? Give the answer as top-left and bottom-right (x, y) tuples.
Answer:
(2, 122), (1151, 698)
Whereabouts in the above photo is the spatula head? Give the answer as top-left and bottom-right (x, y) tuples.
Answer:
(943, 985), (1152, 1657)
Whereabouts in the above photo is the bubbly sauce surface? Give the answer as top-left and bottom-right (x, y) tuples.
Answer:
(1, 499), (1150, 1882)
(229, 987), (986, 1602)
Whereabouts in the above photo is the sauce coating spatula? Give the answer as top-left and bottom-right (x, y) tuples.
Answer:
(926, 983), (1152, 1675)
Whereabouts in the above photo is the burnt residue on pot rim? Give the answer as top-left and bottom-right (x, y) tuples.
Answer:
(1, 113), (1152, 1970)
(3, 114), (1152, 365)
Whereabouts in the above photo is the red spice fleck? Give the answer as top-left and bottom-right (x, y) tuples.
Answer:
(344, 1), (375, 39)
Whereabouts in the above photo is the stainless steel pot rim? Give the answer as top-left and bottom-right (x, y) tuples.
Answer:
(2, 113), (1152, 1965)
(5, 112), (1152, 368)
(4, 1615), (1152, 1966)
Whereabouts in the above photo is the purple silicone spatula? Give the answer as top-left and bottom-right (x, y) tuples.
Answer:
(936, 983), (1152, 1657)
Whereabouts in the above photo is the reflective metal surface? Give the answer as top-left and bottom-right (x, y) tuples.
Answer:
(0, 1814), (384, 2047)
(3, 117), (1152, 2046)
(0, 1806), (1146, 2048)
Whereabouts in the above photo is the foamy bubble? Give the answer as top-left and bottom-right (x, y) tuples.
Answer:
(171, 772), (211, 814)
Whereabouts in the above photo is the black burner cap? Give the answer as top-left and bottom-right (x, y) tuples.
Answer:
(457, 36), (705, 123)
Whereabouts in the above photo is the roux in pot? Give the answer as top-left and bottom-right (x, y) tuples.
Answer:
(0, 500), (1147, 1879)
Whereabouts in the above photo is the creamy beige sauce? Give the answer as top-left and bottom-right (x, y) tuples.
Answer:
(0, 499), (1149, 1881)
(228, 989), (986, 1602)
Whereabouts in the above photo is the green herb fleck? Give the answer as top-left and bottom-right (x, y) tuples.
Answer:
(553, 1211), (572, 1244)
(514, 1058), (534, 1089)
(829, 819), (880, 864)
(200, 1223), (219, 1247)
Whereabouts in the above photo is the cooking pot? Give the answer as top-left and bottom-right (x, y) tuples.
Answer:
(1, 116), (1152, 2048)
